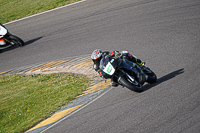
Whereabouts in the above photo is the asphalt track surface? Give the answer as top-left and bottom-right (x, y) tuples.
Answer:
(1, 0), (200, 132)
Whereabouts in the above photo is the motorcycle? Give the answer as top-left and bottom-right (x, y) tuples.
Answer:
(0, 23), (24, 50)
(99, 54), (157, 92)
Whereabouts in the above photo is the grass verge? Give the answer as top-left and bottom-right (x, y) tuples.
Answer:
(1, 0), (81, 24)
(0, 73), (90, 133)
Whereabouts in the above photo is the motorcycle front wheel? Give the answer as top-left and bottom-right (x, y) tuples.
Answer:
(119, 76), (143, 92)
(8, 35), (24, 47)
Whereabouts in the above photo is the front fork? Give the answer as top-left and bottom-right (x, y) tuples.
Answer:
(117, 69), (146, 86)
(2, 33), (13, 45)
(4, 38), (13, 44)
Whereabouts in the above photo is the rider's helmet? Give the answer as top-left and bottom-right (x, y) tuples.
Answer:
(91, 49), (103, 64)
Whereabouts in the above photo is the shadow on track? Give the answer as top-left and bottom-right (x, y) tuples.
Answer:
(143, 68), (184, 92)
(24, 36), (43, 46)
(0, 36), (43, 54)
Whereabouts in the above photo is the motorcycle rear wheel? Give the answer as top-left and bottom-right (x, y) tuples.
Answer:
(119, 76), (143, 92)
(145, 69), (157, 84)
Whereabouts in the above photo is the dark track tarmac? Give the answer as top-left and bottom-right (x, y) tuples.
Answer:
(1, 0), (200, 132)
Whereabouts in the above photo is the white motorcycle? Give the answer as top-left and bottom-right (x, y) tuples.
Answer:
(0, 23), (24, 50)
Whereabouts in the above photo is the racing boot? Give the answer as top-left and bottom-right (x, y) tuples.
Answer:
(110, 78), (119, 87)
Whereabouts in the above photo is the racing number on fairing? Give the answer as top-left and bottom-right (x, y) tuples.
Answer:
(103, 62), (115, 75)
(106, 64), (112, 73)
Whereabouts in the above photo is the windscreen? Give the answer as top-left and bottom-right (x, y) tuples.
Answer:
(100, 56), (110, 70)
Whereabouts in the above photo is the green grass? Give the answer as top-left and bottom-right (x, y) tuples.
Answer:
(0, 0), (81, 24)
(0, 73), (90, 133)
(1, 1), (87, 132)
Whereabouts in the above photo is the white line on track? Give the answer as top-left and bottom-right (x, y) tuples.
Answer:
(40, 87), (113, 133)
(5, 0), (87, 25)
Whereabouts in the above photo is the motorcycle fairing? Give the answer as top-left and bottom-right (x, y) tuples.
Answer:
(118, 59), (146, 84)
(0, 25), (7, 38)
(0, 38), (6, 45)
(118, 59), (140, 73)
(103, 62), (115, 75)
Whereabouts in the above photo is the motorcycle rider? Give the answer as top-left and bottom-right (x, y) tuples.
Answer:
(91, 49), (145, 87)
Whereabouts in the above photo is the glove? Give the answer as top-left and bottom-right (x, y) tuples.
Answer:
(115, 52), (121, 59)
(93, 64), (99, 71)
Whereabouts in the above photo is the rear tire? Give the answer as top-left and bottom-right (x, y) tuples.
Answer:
(119, 76), (143, 92)
(145, 70), (157, 84)
(9, 35), (24, 47)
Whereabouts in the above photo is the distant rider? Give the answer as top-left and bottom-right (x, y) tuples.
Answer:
(91, 49), (145, 87)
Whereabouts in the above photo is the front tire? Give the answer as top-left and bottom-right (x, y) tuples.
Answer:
(8, 35), (24, 47)
(119, 76), (143, 92)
